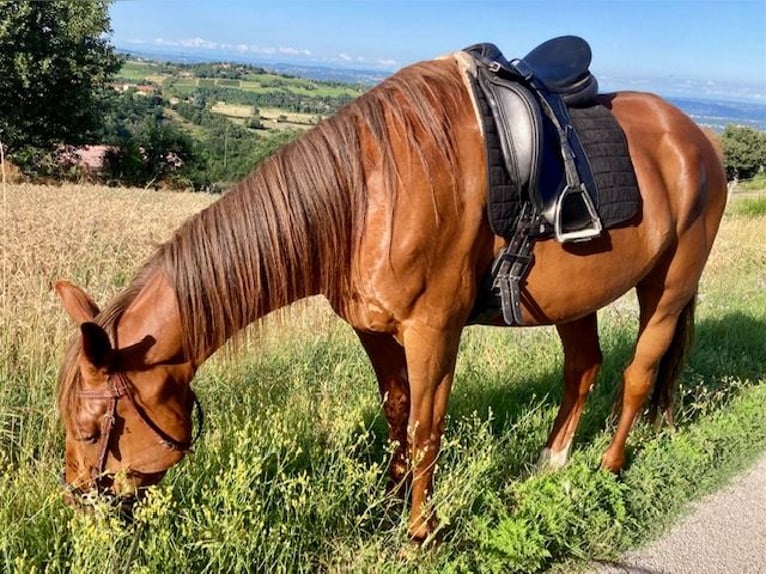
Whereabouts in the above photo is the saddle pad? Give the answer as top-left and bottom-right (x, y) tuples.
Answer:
(471, 77), (523, 237)
(477, 89), (642, 238)
(568, 105), (641, 229)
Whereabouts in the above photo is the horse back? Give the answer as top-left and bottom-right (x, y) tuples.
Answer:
(605, 92), (727, 241)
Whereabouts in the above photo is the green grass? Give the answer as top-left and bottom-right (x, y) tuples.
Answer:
(728, 193), (766, 217)
(239, 75), (360, 98)
(1, 185), (764, 573)
(734, 173), (766, 192)
(116, 60), (164, 83)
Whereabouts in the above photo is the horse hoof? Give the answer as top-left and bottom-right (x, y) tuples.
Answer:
(407, 514), (440, 547)
(599, 453), (624, 473)
(537, 445), (570, 471)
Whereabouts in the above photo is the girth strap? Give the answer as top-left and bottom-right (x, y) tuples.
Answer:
(491, 203), (540, 325)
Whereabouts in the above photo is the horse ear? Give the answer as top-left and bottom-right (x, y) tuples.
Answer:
(53, 280), (101, 324)
(80, 322), (113, 369)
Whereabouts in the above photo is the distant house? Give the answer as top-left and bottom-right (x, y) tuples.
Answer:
(111, 82), (132, 92)
(56, 145), (116, 174)
(134, 84), (158, 96)
(110, 83), (159, 96)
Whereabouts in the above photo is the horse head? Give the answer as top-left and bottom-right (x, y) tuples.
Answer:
(54, 278), (200, 510)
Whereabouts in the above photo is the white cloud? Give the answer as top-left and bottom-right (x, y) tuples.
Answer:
(279, 47), (312, 56)
(134, 37), (397, 70)
(180, 37), (219, 50)
(252, 45), (276, 55)
(378, 59), (397, 68)
(154, 37), (179, 47)
(151, 37), (310, 58)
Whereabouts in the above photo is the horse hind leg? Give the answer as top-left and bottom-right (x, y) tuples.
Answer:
(354, 330), (411, 492)
(601, 279), (696, 472)
(540, 313), (603, 470)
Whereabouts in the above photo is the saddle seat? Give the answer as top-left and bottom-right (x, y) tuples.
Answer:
(521, 35), (597, 102)
(470, 36), (598, 106)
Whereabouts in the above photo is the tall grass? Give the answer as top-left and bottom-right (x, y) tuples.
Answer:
(728, 194), (766, 217)
(1, 184), (764, 572)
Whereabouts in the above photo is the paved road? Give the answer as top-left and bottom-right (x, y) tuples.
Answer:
(592, 452), (766, 574)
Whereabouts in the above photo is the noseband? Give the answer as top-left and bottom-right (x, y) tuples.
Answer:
(75, 371), (204, 482)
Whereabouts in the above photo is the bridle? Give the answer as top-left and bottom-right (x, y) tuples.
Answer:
(68, 371), (204, 487)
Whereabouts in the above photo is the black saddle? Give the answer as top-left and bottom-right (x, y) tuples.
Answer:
(463, 36), (640, 326)
(469, 36), (597, 105)
(465, 36), (602, 243)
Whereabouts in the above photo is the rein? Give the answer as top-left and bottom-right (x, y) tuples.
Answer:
(76, 372), (204, 482)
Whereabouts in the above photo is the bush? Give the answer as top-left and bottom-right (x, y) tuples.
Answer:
(721, 125), (766, 181)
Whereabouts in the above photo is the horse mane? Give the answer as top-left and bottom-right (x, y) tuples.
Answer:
(58, 57), (468, 422)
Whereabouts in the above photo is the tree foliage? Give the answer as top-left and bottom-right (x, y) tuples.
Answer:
(721, 125), (766, 181)
(187, 85), (354, 115)
(0, 0), (120, 158)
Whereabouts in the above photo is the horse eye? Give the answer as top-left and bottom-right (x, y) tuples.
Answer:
(75, 432), (99, 444)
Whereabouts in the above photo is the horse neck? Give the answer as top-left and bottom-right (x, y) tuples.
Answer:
(114, 271), (187, 367)
(163, 138), (359, 365)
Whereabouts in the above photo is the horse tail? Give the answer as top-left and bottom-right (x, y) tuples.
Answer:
(649, 295), (696, 425)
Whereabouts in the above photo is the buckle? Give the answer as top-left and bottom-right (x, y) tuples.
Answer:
(510, 58), (534, 81)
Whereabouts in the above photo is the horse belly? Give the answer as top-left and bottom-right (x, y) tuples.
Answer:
(512, 225), (662, 326)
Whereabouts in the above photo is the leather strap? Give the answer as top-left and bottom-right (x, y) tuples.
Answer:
(77, 372), (203, 481)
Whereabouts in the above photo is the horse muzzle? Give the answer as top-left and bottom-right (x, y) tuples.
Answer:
(60, 468), (166, 517)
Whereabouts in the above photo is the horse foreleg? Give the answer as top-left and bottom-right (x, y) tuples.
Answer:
(354, 330), (410, 493)
(540, 313), (602, 470)
(402, 323), (461, 542)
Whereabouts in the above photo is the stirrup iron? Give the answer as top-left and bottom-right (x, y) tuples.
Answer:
(554, 184), (603, 243)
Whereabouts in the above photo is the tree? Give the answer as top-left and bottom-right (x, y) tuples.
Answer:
(721, 125), (766, 181)
(103, 118), (198, 189)
(0, 0), (120, 161)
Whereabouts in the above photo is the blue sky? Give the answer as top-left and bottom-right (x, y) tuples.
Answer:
(110, 0), (765, 102)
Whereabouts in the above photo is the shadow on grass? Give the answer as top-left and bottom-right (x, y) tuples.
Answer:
(353, 311), (766, 477)
(192, 312), (765, 514)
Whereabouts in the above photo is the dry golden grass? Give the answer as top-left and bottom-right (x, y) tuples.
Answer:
(2, 182), (763, 369)
(210, 102), (255, 118)
(1, 184), (214, 374)
(1, 180), (760, 386)
(0, 183), (342, 378)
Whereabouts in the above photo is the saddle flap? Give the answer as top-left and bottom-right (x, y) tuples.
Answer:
(476, 69), (542, 199)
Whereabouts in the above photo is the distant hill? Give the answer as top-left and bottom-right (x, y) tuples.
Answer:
(118, 48), (389, 85)
(118, 48), (766, 134)
(667, 98), (766, 132)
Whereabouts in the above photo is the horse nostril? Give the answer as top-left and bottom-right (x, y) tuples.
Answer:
(62, 489), (79, 507)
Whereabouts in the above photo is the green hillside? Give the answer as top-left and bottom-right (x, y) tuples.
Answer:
(102, 57), (368, 190)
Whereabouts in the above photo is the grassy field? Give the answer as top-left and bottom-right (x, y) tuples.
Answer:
(0, 184), (764, 573)
(208, 103), (319, 130)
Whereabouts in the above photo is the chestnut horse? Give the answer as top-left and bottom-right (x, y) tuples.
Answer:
(55, 52), (726, 541)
